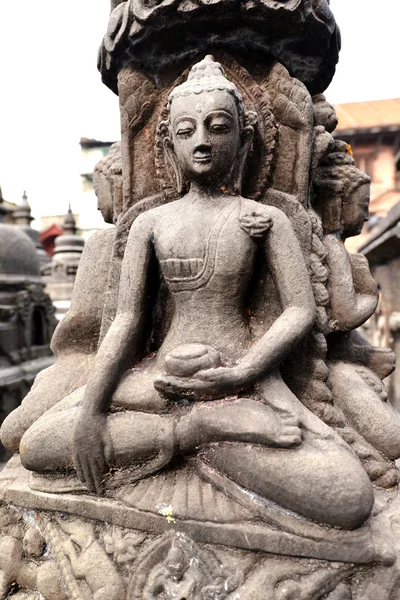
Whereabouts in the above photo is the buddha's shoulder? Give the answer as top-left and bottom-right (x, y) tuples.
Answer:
(131, 198), (183, 225)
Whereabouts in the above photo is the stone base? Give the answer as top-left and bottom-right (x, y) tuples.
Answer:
(0, 457), (400, 599)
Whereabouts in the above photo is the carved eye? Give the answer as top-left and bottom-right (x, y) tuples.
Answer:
(210, 123), (230, 133)
(175, 121), (195, 137)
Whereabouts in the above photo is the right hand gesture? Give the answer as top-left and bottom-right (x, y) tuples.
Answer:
(72, 412), (109, 495)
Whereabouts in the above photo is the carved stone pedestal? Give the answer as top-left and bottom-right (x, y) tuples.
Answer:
(1, 457), (400, 599)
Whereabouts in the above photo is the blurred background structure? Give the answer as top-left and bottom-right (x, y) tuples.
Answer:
(0, 197), (56, 460)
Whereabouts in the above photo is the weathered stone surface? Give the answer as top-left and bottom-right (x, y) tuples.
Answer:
(1, 3), (400, 599)
(99, 0), (340, 96)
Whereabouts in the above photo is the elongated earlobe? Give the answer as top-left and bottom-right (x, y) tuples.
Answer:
(233, 125), (254, 193)
(163, 137), (184, 194)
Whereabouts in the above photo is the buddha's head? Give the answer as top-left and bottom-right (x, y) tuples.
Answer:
(341, 178), (370, 238)
(93, 142), (122, 224)
(165, 542), (187, 581)
(313, 140), (370, 238)
(158, 56), (257, 194)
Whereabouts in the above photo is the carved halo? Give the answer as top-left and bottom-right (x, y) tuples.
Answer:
(155, 54), (277, 202)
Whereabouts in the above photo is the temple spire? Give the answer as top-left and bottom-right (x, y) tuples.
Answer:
(62, 204), (78, 236)
(13, 190), (34, 226)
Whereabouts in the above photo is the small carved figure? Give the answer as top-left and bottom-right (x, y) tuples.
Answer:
(0, 508), (64, 600)
(15, 56), (373, 530)
(60, 520), (125, 600)
(144, 540), (198, 599)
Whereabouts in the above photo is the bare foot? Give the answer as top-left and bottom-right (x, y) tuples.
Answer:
(179, 398), (302, 451)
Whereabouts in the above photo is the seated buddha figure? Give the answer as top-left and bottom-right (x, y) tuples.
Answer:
(314, 145), (400, 479)
(13, 56), (373, 530)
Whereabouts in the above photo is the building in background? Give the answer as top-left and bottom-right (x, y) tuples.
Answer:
(333, 98), (400, 251)
(40, 222), (64, 257)
(36, 138), (114, 240)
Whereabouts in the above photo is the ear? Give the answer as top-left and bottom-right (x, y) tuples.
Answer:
(233, 125), (254, 193)
(241, 124), (254, 153)
(157, 118), (184, 194)
(163, 137), (184, 194)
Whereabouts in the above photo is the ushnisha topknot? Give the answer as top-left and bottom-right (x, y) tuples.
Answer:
(168, 55), (247, 125)
(314, 139), (370, 200)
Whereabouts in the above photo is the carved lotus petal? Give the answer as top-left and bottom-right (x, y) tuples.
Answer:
(107, 3), (127, 39)
(312, 0), (334, 24)
(242, 0), (257, 11)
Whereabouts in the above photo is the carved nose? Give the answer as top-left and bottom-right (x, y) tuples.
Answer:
(193, 143), (211, 156)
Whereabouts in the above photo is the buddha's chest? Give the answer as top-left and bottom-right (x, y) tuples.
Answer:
(154, 203), (257, 287)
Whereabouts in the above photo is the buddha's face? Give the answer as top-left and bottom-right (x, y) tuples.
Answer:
(93, 171), (114, 224)
(342, 182), (370, 237)
(169, 90), (241, 188)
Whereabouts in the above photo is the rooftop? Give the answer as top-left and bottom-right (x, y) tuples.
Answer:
(334, 98), (400, 134)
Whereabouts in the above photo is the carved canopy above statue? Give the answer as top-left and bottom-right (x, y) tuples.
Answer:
(99, 0), (340, 95)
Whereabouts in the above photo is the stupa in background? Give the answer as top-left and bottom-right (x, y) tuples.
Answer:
(12, 191), (50, 268)
(42, 205), (85, 321)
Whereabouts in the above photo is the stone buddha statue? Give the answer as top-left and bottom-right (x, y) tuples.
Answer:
(313, 142), (400, 487)
(9, 56), (374, 530)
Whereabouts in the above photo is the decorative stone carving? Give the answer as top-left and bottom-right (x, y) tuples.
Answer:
(1, 3), (400, 598)
(312, 139), (400, 488)
(99, 0), (340, 96)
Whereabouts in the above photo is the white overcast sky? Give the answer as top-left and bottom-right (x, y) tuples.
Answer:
(0, 0), (398, 225)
